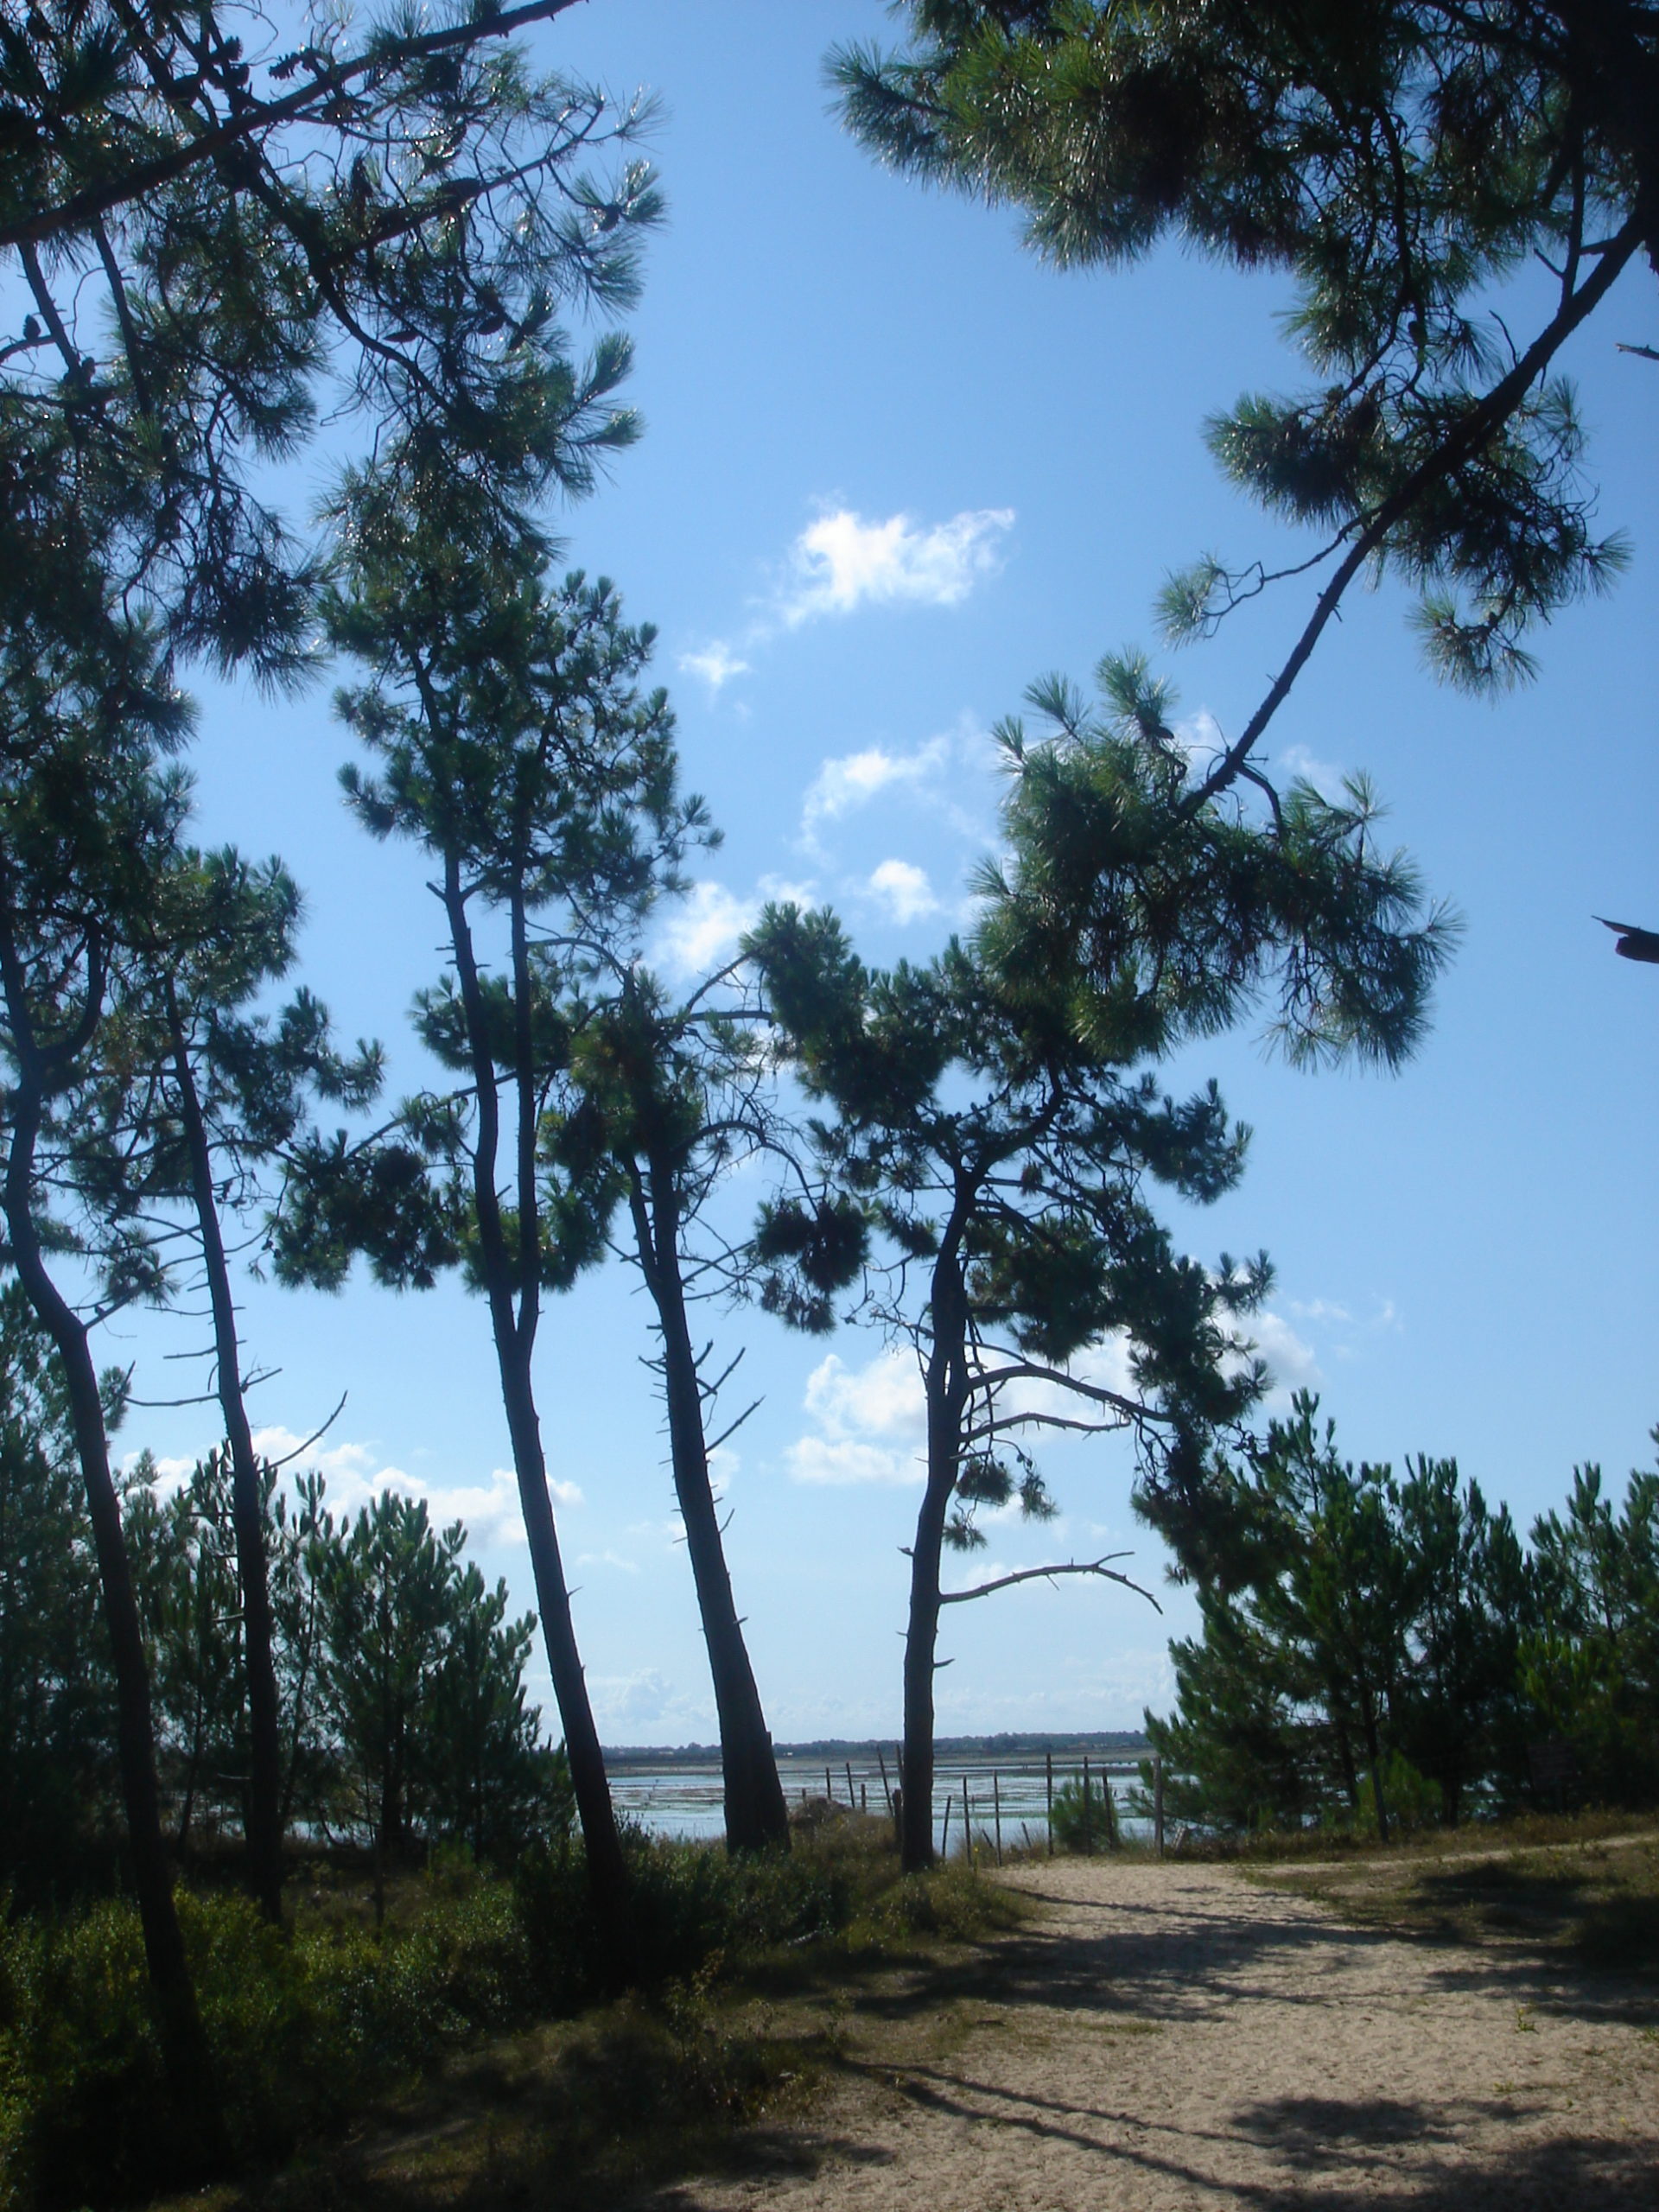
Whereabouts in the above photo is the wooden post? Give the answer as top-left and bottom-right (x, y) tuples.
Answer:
(1046, 1750), (1054, 1857)
(962, 1774), (971, 1866)
(846, 1759), (856, 1807)
(824, 1765), (833, 1804)
(1083, 1754), (1093, 1855)
(941, 1792), (953, 1859)
(1103, 1764), (1119, 1850)
(892, 1784), (904, 1849)
(861, 1782), (868, 1813)
(877, 1745), (893, 1812)
(992, 1772), (1003, 1866)
(1154, 1756), (1166, 1859)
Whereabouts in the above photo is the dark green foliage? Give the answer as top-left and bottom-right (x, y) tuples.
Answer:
(1048, 1774), (1116, 1854)
(312, 1490), (563, 1860)
(117, 1453), (569, 1866)
(0, 1287), (117, 1902)
(1144, 1401), (1657, 1835)
(0, 1821), (1001, 2209)
(1523, 1443), (1659, 1805)
(749, 645), (1452, 1869)
(3, 1), (660, 684)
(983, 659), (1458, 1071)
(835, 2), (1649, 694)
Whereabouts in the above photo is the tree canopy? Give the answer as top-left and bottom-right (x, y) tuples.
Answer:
(835, 2), (1652, 717)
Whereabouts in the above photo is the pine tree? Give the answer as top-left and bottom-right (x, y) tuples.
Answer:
(835, 2), (1650, 731)
(3, 0), (659, 683)
(559, 963), (818, 1855)
(750, 654), (1451, 1871)
(283, 463), (706, 1946)
(0, 598), (223, 2158)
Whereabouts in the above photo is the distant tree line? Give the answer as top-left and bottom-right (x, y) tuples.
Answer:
(1144, 1396), (1659, 1836)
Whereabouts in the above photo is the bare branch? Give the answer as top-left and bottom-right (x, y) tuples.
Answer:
(941, 1555), (1161, 1612)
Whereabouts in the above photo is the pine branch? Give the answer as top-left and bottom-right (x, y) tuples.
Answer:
(0, 0), (593, 253)
(940, 1554), (1161, 1611)
(1186, 212), (1645, 810)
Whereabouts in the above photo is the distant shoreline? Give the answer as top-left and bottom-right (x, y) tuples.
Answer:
(603, 1731), (1151, 1769)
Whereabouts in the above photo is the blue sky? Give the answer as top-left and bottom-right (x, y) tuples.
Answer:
(127, 0), (1657, 1745)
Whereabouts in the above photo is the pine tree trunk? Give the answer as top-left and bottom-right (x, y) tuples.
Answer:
(168, 1008), (284, 1922)
(445, 865), (629, 1948)
(899, 1222), (971, 1874)
(633, 1163), (789, 1854)
(495, 1344), (630, 1929)
(2, 1094), (224, 2164)
(900, 1475), (950, 1871)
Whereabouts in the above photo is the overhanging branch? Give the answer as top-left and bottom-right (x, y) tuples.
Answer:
(940, 1554), (1161, 1612)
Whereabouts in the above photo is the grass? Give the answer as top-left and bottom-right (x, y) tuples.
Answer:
(1233, 1810), (1659, 1979)
(0, 1811), (1026, 2212)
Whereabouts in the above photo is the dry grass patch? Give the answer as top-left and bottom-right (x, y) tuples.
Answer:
(1241, 1815), (1659, 1979)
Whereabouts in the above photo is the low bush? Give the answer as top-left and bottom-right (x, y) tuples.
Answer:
(0, 1814), (1009, 2210)
(1048, 1776), (1119, 1853)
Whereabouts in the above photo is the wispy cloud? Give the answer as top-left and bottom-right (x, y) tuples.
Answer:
(652, 881), (757, 980)
(801, 734), (951, 846)
(649, 874), (818, 983)
(1280, 741), (1344, 798)
(779, 506), (1014, 626)
(677, 642), (752, 694)
(677, 504), (1014, 698)
(245, 1425), (582, 1549)
(1245, 1311), (1322, 1402)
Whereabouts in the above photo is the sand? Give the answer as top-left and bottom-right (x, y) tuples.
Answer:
(642, 1854), (1659, 2210)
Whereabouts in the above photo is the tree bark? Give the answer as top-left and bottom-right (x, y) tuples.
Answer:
(167, 1001), (284, 1922)
(899, 1215), (972, 1873)
(630, 1159), (790, 1854)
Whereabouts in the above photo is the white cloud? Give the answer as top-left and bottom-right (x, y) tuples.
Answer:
(802, 734), (950, 844)
(780, 506), (1014, 626)
(651, 874), (820, 982)
(1245, 1310), (1321, 1400)
(678, 642), (750, 693)
(652, 880), (756, 980)
(785, 1347), (925, 1485)
(786, 1434), (922, 1485)
(586, 1668), (716, 1734)
(575, 1548), (640, 1575)
(246, 1424), (582, 1548)
(866, 858), (940, 925)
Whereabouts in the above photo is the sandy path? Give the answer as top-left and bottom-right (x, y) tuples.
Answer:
(645, 1857), (1659, 2210)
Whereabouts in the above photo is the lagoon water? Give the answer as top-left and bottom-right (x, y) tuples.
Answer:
(607, 1751), (1152, 1851)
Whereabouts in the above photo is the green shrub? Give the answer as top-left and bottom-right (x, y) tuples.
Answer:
(1049, 1776), (1118, 1853)
(0, 1819), (1007, 2209)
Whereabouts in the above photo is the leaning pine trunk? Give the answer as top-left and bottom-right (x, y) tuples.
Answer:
(635, 1161), (789, 1853)
(494, 1334), (631, 1932)
(168, 1002), (285, 1922)
(447, 864), (630, 1947)
(3, 1090), (224, 2164)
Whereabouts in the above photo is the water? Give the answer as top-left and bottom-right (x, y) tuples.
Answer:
(607, 1751), (1153, 1852)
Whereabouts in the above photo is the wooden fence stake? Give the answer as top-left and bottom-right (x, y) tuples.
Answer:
(1154, 1756), (1165, 1859)
(1046, 1751), (1054, 1857)
(992, 1772), (1003, 1866)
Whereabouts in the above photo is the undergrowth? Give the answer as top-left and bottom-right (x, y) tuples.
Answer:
(0, 1813), (1015, 2211)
